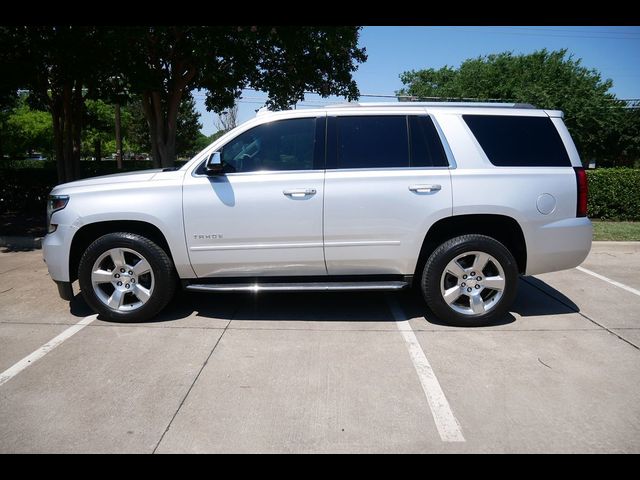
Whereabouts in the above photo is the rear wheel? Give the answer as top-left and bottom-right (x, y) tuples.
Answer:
(421, 234), (518, 326)
(78, 232), (176, 322)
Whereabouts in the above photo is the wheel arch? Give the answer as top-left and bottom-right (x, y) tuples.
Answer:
(69, 220), (174, 283)
(414, 214), (527, 283)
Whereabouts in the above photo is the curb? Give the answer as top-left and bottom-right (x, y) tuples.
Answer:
(0, 236), (42, 250)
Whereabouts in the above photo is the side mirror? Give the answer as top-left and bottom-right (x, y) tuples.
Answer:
(205, 152), (224, 175)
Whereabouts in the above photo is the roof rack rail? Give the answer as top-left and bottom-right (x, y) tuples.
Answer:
(324, 101), (535, 109)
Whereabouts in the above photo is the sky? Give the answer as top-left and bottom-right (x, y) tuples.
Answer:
(194, 26), (640, 136)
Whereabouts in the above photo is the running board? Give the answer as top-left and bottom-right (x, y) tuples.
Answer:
(185, 281), (408, 293)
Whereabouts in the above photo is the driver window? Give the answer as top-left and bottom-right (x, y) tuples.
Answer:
(221, 118), (316, 173)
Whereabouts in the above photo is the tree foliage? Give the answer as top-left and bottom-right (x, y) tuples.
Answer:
(111, 26), (367, 167)
(0, 26), (367, 176)
(0, 26), (117, 181)
(2, 93), (53, 159)
(398, 49), (639, 167)
(124, 93), (202, 160)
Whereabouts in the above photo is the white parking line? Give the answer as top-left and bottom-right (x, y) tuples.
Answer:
(386, 296), (465, 443)
(576, 266), (640, 297)
(0, 315), (97, 387)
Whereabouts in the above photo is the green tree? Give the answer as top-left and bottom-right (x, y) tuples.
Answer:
(0, 26), (117, 182)
(191, 130), (227, 157)
(175, 94), (203, 159)
(398, 49), (637, 167)
(124, 97), (151, 155)
(3, 93), (53, 158)
(0, 94), (19, 161)
(112, 26), (366, 167)
(124, 92), (203, 161)
(82, 99), (119, 161)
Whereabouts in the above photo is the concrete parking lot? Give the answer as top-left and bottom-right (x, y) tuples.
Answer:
(1, 242), (639, 453)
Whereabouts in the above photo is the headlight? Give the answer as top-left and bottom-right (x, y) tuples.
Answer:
(46, 195), (69, 234)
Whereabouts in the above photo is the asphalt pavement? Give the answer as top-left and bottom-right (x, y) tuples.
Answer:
(1, 241), (639, 453)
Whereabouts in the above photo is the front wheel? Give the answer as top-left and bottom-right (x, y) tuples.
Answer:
(421, 234), (518, 327)
(78, 232), (176, 322)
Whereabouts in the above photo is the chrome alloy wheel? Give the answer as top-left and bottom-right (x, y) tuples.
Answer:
(90, 247), (155, 311)
(440, 250), (506, 316)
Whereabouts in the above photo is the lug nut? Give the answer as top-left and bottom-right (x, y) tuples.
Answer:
(130, 278), (135, 283)
(475, 285), (481, 289)
(128, 271), (133, 275)
(461, 282), (466, 287)
(117, 281), (122, 286)
(470, 271), (476, 276)
(462, 275), (467, 279)
(477, 276), (482, 281)
(125, 284), (130, 289)
(120, 268), (125, 273)
(467, 287), (472, 292)
(114, 273), (120, 278)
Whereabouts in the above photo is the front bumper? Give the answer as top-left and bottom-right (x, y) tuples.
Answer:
(42, 223), (76, 283)
(55, 281), (74, 301)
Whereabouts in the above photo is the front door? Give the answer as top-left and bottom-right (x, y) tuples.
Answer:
(182, 115), (327, 277)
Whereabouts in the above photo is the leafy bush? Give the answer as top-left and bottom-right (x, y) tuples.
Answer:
(587, 168), (640, 221)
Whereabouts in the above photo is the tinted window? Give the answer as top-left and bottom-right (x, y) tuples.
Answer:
(221, 118), (316, 173)
(409, 116), (449, 167)
(336, 116), (409, 169)
(463, 115), (571, 167)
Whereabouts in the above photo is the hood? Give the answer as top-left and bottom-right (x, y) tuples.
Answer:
(52, 169), (163, 193)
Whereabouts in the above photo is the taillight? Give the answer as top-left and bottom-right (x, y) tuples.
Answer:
(574, 167), (588, 217)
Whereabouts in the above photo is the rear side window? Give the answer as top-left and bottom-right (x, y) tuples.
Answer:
(463, 115), (571, 167)
(336, 116), (409, 169)
(409, 116), (449, 167)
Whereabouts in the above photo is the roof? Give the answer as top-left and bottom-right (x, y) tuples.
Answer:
(256, 101), (538, 118)
(324, 101), (536, 109)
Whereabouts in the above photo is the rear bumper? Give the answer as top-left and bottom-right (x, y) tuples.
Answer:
(525, 217), (592, 275)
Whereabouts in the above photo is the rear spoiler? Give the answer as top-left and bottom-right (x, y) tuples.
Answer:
(544, 109), (564, 118)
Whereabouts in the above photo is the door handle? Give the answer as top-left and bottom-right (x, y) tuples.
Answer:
(283, 188), (317, 197)
(409, 184), (441, 193)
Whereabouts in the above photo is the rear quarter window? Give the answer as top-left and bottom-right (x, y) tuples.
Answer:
(463, 115), (571, 167)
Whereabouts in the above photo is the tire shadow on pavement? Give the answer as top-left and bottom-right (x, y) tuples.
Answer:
(67, 277), (580, 328)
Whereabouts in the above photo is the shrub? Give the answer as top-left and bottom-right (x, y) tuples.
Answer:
(586, 168), (640, 221)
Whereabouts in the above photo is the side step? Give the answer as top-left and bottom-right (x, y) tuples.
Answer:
(185, 281), (408, 293)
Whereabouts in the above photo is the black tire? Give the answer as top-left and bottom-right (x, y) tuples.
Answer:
(78, 232), (176, 322)
(421, 234), (518, 327)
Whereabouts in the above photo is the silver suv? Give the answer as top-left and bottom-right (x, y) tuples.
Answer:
(43, 102), (592, 326)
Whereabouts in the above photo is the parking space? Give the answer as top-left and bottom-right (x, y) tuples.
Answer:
(1, 244), (639, 453)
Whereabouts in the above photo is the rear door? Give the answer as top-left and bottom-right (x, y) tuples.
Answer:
(323, 112), (453, 275)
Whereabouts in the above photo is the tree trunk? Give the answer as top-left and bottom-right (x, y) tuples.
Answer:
(62, 83), (74, 183)
(51, 97), (65, 183)
(115, 103), (123, 169)
(94, 138), (101, 162)
(141, 89), (181, 169)
(141, 92), (161, 168)
(140, 60), (194, 169)
(49, 82), (85, 184)
(0, 115), (4, 162)
(72, 80), (83, 180)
